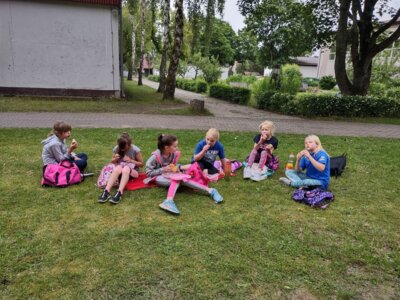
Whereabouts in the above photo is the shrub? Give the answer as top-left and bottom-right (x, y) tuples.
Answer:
(296, 93), (400, 117)
(303, 77), (319, 87)
(148, 75), (160, 82)
(386, 87), (400, 99)
(209, 84), (251, 105)
(319, 76), (336, 90)
(280, 64), (302, 94)
(176, 78), (208, 93)
(269, 93), (296, 114)
(252, 78), (277, 109)
(226, 74), (257, 85)
(368, 82), (386, 96)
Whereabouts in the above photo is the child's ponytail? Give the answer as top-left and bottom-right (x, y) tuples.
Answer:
(157, 134), (177, 151)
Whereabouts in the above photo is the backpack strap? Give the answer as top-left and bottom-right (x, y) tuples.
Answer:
(152, 150), (181, 165)
(173, 151), (181, 164)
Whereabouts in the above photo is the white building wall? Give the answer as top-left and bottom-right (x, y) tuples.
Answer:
(317, 49), (336, 78)
(0, 0), (120, 94)
(299, 66), (318, 78)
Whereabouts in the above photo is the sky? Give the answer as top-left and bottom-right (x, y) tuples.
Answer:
(221, 0), (400, 34)
(222, 0), (244, 33)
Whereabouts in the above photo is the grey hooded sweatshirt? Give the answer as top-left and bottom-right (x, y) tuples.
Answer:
(41, 134), (72, 166)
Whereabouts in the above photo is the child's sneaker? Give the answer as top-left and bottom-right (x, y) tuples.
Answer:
(159, 199), (180, 215)
(98, 190), (110, 203)
(243, 166), (252, 179)
(109, 191), (122, 204)
(279, 177), (292, 186)
(210, 188), (223, 203)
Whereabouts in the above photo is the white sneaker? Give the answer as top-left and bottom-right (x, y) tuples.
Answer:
(243, 166), (252, 179)
(279, 177), (292, 186)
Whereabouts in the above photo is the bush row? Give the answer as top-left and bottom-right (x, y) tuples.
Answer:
(209, 84), (251, 105)
(176, 78), (207, 93)
(256, 92), (400, 117)
(147, 75), (160, 82)
(147, 76), (207, 93)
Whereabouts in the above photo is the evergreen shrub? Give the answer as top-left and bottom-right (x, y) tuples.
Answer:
(319, 76), (336, 90)
(296, 94), (400, 117)
(209, 84), (251, 105)
(148, 75), (160, 82)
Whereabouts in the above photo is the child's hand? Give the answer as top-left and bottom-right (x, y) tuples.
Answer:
(70, 139), (78, 150)
(203, 144), (210, 152)
(123, 155), (131, 162)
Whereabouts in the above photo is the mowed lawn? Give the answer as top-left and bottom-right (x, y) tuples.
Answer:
(0, 80), (212, 116)
(0, 128), (399, 299)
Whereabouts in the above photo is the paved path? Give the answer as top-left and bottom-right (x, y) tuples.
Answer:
(1, 78), (399, 138)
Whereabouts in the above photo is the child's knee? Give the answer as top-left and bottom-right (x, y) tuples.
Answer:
(122, 166), (131, 175)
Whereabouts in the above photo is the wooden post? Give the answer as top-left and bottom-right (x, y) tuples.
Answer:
(190, 99), (205, 113)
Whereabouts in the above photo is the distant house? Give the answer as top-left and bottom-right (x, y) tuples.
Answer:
(317, 19), (400, 79)
(263, 56), (319, 78)
(137, 57), (154, 76)
(0, 0), (122, 97)
(292, 56), (318, 78)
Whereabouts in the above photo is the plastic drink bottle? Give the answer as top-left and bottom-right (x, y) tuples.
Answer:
(286, 152), (295, 170)
(224, 159), (231, 179)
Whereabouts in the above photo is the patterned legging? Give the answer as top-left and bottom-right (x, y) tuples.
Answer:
(285, 169), (322, 188)
(247, 149), (270, 169)
(155, 175), (209, 199)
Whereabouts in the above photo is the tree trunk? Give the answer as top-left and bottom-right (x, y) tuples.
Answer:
(138, 0), (146, 86)
(127, 68), (133, 81)
(203, 0), (215, 57)
(335, 0), (400, 95)
(163, 0), (184, 100)
(335, 0), (353, 95)
(128, 14), (138, 80)
(157, 0), (170, 93)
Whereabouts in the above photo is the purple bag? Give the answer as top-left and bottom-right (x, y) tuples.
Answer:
(292, 188), (334, 209)
(42, 160), (82, 187)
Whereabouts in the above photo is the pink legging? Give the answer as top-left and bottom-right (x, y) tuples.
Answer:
(247, 149), (270, 169)
(155, 175), (209, 199)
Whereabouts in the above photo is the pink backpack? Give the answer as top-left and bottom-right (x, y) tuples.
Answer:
(97, 163), (119, 188)
(42, 160), (82, 187)
(185, 162), (210, 187)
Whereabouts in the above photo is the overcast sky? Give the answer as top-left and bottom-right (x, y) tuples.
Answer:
(221, 0), (400, 33)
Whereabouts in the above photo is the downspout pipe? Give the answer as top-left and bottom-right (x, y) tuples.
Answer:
(118, 0), (125, 98)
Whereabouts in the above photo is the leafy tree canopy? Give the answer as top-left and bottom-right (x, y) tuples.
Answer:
(238, 0), (318, 68)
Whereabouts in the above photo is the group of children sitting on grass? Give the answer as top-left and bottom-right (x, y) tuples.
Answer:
(41, 120), (331, 215)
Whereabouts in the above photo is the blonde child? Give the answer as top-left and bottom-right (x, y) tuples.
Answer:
(145, 134), (223, 215)
(279, 135), (330, 190)
(192, 128), (226, 176)
(98, 132), (144, 204)
(41, 121), (88, 172)
(243, 120), (278, 181)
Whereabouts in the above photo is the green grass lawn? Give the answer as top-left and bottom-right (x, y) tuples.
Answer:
(0, 80), (212, 116)
(1, 128), (399, 299)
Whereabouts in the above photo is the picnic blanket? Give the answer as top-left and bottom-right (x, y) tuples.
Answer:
(125, 173), (156, 191)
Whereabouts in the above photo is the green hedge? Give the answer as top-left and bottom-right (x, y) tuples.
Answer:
(176, 78), (208, 93)
(296, 94), (400, 117)
(147, 75), (160, 82)
(209, 84), (251, 105)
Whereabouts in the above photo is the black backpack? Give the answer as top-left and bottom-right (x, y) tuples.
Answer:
(330, 153), (347, 177)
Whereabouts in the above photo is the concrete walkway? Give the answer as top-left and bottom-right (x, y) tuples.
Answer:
(1, 78), (399, 138)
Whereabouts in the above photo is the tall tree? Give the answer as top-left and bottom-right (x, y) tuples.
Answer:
(208, 19), (236, 65)
(157, 0), (171, 93)
(137, 0), (147, 86)
(163, 0), (184, 100)
(334, 0), (400, 95)
(238, 0), (317, 68)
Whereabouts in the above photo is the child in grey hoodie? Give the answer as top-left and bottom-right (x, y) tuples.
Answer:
(41, 121), (88, 172)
